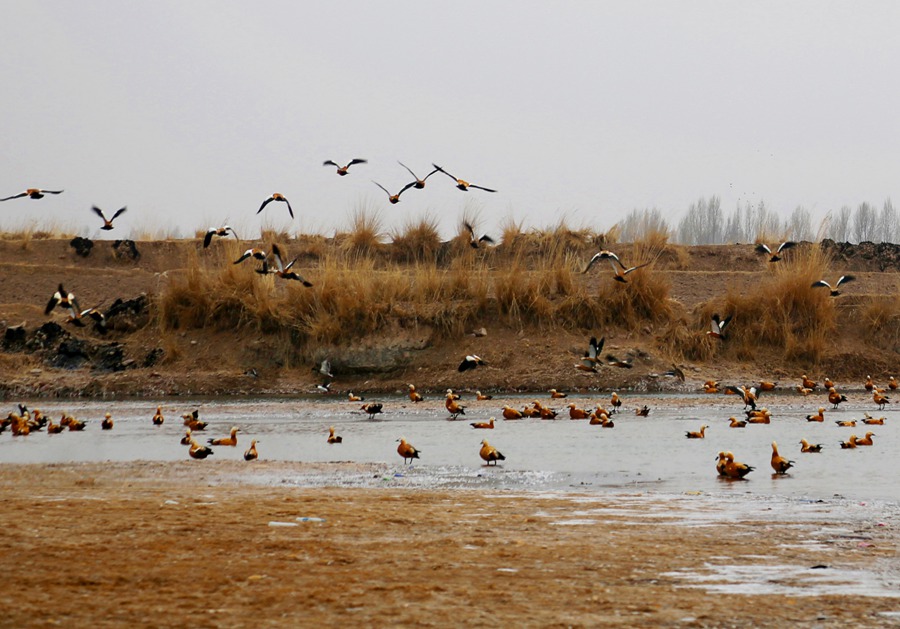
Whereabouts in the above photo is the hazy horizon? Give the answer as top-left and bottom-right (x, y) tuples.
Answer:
(3, 2), (899, 242)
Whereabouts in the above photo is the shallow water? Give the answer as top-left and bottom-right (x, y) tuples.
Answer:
(2, 392), (897, 505)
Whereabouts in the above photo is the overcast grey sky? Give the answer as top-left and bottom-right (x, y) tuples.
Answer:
(3, 1), (899, 240)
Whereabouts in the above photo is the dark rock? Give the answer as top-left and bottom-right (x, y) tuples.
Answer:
(105, 294), (150, 332)
(52, 338), (91, 369)
(93, 343), (129, 371)
(69, 236), (94, 257)
(3, 324), (27, 351)
(143, 347), (164, 368)
(112, 239), (141, 261)
(26, 322), (69, 351)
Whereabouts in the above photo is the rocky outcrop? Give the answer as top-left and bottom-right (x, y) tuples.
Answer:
(820, 239), (900, 271)
(70, 236), (94, 257)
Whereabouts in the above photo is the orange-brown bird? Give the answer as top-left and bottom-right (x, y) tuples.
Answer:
(324, 158), (367, 175)
(1, 188), (63, 201)
(432, 164), (496, 192)
(479, 439), (505, 465)
(243, 440), (259, 461)
(407, 384), (424, 403)
(208, 427), (239, 447)
(372, 180), (414, 204)
(685, 424), (708, 439)
(101, 412), (114, 430)
(152, 406), (164, 426)
(756, 241), (796, 262)
(799, 439), (823, 453)
(470, 417), (495, 429)
(770, 441), (794, 474)
(257, 192), (293, 219)
(327, 426), (342, 444)
(397, 437), (420, 463)
(92, 205), (127, 230)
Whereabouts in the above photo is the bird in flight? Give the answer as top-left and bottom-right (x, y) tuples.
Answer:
(398, 162), (440, 189)
(323, 159), (367, 175)
(811, 275), (855, 297)
(755, 241), (796, 262)
(1, 188), (64, 201)
(464, 221), (495, 248)
(92, 206), (127, 231)
(458, 354), (485, 372)
(257, 193), (293, 219)
(372, 180), (415, 204)
(707, 313), (733, 339)
(432, 164), (496, 192)
(203, 225), (238, 248)
(264, 244), (313, 286)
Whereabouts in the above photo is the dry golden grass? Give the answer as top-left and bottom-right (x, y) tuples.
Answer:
(390, 214), (442, 264)
(670, 244), (836, 364)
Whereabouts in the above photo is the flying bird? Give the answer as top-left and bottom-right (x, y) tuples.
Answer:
(398, 162), (439, 189)
(707, 314), (733, 339)
(755, 241), (796, 262)
(324, 158), (367, 175)
(582, 250), (649, 282)
(91, 206), (127, 231)
(605, 354), (633, 369)
(257, 193), (293, 219)
(0, 188), (64, 201)
(432, 164), (497, 192)
(464, 221), (495, 248)
(45, 284), (79, 316)
(233, 248), (267, 265)
(372, 180), (415, 204)
(576, 336), (604, 372)
(458, 355), (485, 372)
(266, 244), (313, 286)
(811, 275), (855, 297)
(203, 225), (238, 248)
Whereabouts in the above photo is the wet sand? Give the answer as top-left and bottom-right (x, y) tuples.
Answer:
(2, 461), (897, 627)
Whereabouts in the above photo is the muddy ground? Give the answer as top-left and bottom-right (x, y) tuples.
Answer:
(1, 461), (897, 627)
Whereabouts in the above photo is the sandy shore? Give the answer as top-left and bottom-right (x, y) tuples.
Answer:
(1, 461), (897, 628)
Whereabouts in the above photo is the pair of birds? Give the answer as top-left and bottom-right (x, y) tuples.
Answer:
(45, 284), (107, 332)
(716, 442), (794, 479)
(575, 336), (633, 373)
(582, 251), (649, 283)
(234, 244), (313, 286)
(396, 437), (505, 465)
(255, 160), (369, 219)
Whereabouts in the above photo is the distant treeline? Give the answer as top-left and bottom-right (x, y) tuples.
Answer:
(615, 196), (899, 245)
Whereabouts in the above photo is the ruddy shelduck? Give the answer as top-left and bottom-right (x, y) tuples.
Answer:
(243, 440), (259, 461)
(582, 250), (649, 283)
(873, 389), (890, 410)
(635, 405), (650, 417)
(348, 392), (364, 402)
(407, 384), (424, 403)
(188, 439), (214, 460)
(756, 240), (796, 262)
(432, 164), (496, 192)
(728, 416), (747, 428)
(801, 374), (818, 390)
(549, 388), (567, 399)
(806, 408), (826, 422)
(799, 439), (823, 453)
(152, 406), (164, 426)
(835, 419), (856, 427)
(1, 188), (63, 201)
(398, 161), (439, 189)
(92, 205), (126, 231)
(475, 391), (493, 401)
(502, 405), (523, 420)
(396, 437), (420, 463)
(327, 426), (342, 444)
(685, 424), (708, 439)
(861, 413), (885, 425)
(827, 387), (847, 409)
(723, 452), (754, 479)
(479, 439), (505, 465)
(458, 355), (485, 372)
(610, 392), (622, 413)
(257, 192), (293, 219)
(811, 275), (855, 297)
(568, 403), (589, 419)
(770, 441), (794, 474)
(372, 180), (414, 204)
(470, 417), (495, 429)
(839, 435), (857, 449)
(208, 427), (239, 447)
(707, 314), (733, 340)
(575, 336), (603, 372)
(463, 220), (495, 248)
(101, 412), (113, 430)
(203, 225), (237, 248)
(361, 403), (383, 419)
(324, 158), (367, 175)
(854, 432), (875, 446)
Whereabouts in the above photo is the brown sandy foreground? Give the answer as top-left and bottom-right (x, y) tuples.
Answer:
(1, 462), (898, 628)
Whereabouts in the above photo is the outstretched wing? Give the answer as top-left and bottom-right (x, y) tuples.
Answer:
(623, 262), (651, 275)
(257, 196), (274, 214)
(836, 275), (855, 287)
(0, 191), (28, 201)
(755, 243), (772, 255)
(372, 181), (391, 197)
(271, 244), (286, 272)
(582, 252), (603, 274)
(347, 158), (367, 167)
(811, 280), (831, 289)
(432, 163), (458, 182)
(111, 206), (127, 221)
(398, 161), (418, 179)
(468, 184), (497, 193)
(92, 206), (107, 221)
(776, 241), (797, 254)
(323, 160), (339, 167)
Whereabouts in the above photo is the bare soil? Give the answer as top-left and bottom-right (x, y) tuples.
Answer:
(1, 461), (896, 628)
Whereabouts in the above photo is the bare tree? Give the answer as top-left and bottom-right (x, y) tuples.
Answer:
(787, 206), (813, 242)
(853, 202), (877, 243)
(879, 198), (898, 244)
(618, 208), (670, 242)
(829, 206), (852, 242)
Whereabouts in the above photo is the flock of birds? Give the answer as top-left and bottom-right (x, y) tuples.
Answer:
(3, 366), (891, 475)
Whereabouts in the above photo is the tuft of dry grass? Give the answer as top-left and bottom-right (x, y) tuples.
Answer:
(338, 205), (384, 259)
(674, 243), (836, 365)
(390, 214), (442, 264)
